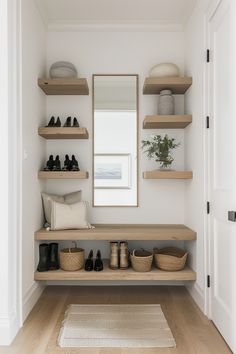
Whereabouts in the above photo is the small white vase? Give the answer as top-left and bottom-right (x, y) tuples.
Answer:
(158, 90), (174, 115)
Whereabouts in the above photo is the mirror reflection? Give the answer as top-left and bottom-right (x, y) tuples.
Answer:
(93, 75), (138, 206)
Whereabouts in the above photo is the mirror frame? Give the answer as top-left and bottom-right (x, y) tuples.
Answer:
(92, 74), (139, 207)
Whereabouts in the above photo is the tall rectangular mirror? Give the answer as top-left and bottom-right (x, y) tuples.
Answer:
(93, 75), (138, 206)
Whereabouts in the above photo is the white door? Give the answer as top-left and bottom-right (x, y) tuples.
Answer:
(208, 0), (236, 351)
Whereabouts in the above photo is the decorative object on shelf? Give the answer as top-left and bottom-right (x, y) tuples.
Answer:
(120, 241), (129, 269)
(49, 61), (78, 79)
(60, 242), (84, 271)
(158, 89), (174, 115)
(37, 243), (50, 272)
(149, 63), (180, 78)
(153, 247), (187, 271)
(48, 243), (60, 270)
(141, 134), (180, 169)
(50, 200), (92, 231)
(110, 242), (119, 269)
(130, 249), (153, 272)
(94, 250), (103, 271)
(42, 190), (82, 226)
(84, 249), (94, 271)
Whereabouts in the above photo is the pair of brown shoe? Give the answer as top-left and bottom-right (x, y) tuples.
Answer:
(110, 241), (129, 270)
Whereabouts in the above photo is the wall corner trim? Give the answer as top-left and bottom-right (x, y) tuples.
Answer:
(22, 282), (45, 323)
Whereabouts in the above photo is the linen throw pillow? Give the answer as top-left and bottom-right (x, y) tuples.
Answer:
(42, 191), (82, 224)
(50, 200), (92, 230)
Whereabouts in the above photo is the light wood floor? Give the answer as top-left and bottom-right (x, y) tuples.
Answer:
(0, 286), (232, 354)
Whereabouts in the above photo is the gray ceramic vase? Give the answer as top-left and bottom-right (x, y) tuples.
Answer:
(158, 89), (174, 115)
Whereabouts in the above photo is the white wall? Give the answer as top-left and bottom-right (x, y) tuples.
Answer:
(46, 30), (186, 226)
(21, 0), (47, 322)
(184, 0), (209, 311)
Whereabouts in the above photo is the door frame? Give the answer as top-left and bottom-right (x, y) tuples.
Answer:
(204, 0), (230, 320)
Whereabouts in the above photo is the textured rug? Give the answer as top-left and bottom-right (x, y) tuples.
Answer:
(58, 304), (176, 348)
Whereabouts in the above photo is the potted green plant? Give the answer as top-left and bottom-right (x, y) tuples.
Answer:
(141, 134), (180, 169)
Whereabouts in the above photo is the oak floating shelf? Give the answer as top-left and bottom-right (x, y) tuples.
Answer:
(38, 127), (89, 139)
(143, 115), (192, 129)
(38, 78), (89, 95)
(34, 262), (196, 282)
(35, 224), (197, 241)
(143, 171), (193, 180)
(38, 171), (89, 179)
(143, 77), (192, 95)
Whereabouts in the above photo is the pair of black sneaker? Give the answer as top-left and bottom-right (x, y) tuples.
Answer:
(47, 116), (79, 127)
(37, 243), (59, 272)
(84, 250), (103, 271)
(44, 154), (80, 171)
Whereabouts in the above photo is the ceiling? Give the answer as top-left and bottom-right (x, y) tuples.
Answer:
(36, 0), (197, 30)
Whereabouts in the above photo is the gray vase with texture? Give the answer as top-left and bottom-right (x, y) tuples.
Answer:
(158, 89), (175, 115)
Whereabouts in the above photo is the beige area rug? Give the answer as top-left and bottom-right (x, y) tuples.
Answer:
(58, 304), (176, 348)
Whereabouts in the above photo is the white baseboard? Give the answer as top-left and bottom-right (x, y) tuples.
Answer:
(22, 282), (44, 322)
(186, 282), (205, 312)
(0, 312), (20, 346)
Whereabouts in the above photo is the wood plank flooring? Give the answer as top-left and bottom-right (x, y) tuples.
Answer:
(0, 286), (232, 354)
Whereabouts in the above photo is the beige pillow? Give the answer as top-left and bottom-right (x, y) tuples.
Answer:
(50, 201), (91, 230)
(42, 191), (82, 224)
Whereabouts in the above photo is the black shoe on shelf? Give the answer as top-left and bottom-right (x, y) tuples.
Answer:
(62, 154), (71, 171)
(44, 155), (54, 171)
(94, 250), (103, 271)
(53, 155), (61, 171)
(71, 155), (80, 171)
(37, 243), (50, 272)
(54, 117), (61, 127)
(73, 117), (80, 127)
(48, 243), (59, 270)
(47, 116), (55, 127)
(85, 250), (93, 271)
(64, 116), (72, 127)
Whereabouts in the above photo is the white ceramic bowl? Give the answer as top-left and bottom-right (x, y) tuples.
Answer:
(49, 61), (78, 78)
(149, 63), (180, 78)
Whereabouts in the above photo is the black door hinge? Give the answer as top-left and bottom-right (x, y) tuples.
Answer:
(207, 201), (210, 214)
(207, 275), (211, 288)
(206, 116), (210, 128)
(207, 49), (210, 62)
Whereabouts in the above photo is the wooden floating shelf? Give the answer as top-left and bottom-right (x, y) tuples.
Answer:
(143, 171), (193, 180)
(143, 77), (192, 95)
(143, 115), (192, 129)
(35, 224), (197, 241)
(34, 261), (196, 282)
(38, 171), (89, 179)
(38, 78), (89, 95)
(38, 127), (89, 139)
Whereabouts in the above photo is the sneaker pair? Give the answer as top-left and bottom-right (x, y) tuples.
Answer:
(47, 116), (61, 127)
(64, 116), (80, 127)
(62, 154), (80, 171)
(84, 250), (103, 271)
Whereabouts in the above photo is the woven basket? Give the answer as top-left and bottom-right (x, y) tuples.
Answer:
(60, 243), (84, 271)
(153, 247), (187, 271)
(130, 249), (153, 272)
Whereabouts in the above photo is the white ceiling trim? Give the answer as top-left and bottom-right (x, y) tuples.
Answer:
(47, 22), (184, 32)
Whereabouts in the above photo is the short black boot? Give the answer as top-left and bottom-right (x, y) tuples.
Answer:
(64, 116), (72, 127)
(47, 116), (55, 127)
(53, 155), (61, 171)
(49, 243), (59, 270)
(94, 250), (103, 271)
(73, 117), (80, 127)
(44, 155), (54, 171)
(62, 154), (71, 171)
(71, 155), (80, 171)
(84, 250), (93, 271)
(54, 117), (61, 127)
(37, 243), (50, 272)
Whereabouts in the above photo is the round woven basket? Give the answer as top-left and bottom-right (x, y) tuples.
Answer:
(60, 244), (84, 271)
(153, 247), (187, 271)
(130, 249), (153, 272)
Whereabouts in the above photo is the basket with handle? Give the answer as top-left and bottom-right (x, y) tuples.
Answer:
(153, 247), (187, 271)
(60, 241), (84, 271)
(130, 249), (153, 272)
